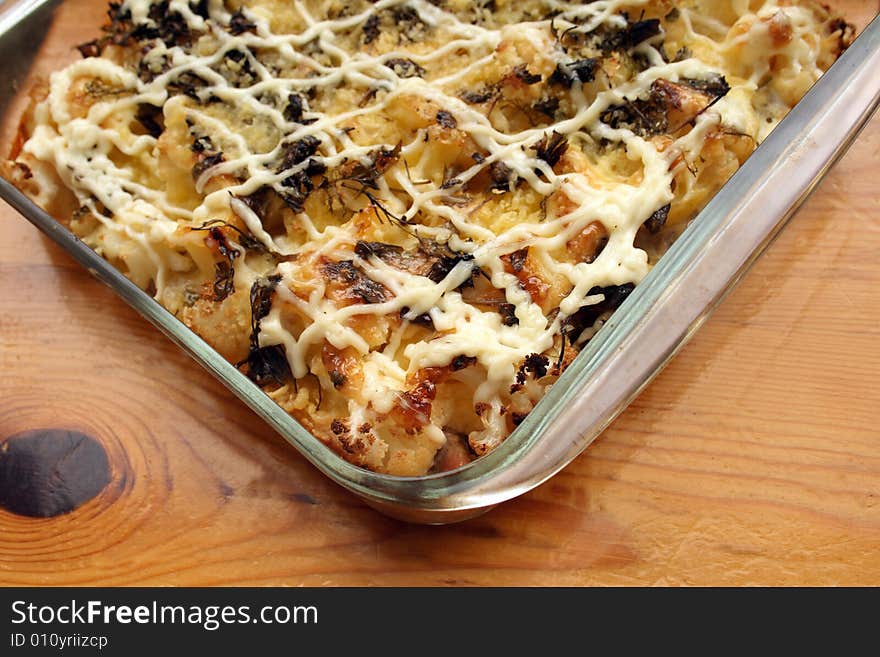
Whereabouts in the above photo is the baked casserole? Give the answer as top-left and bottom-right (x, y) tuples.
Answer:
(4, 0), (854, 474)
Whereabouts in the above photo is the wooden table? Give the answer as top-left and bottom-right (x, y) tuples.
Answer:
(1, 1), (878, 586)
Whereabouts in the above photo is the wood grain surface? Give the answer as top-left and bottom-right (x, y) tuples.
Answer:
(0, 0), (878, 586)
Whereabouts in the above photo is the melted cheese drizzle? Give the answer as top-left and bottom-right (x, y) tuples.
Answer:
(18, 0), (834, 468)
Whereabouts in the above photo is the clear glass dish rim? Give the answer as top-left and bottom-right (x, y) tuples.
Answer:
(1, 0), (878, 522)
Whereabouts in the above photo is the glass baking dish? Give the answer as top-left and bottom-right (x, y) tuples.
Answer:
(1, 0), (878, 524)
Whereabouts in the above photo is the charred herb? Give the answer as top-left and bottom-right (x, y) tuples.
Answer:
(339, 144), (401, 197)
(192, 151), (224, 181)
(499, 303), (519, 327)
(283, 93), (316, 124)
(550, 58), (599, 87)
(604, 75), (732, 135)
(401, 307), (434, 329)
(189, 0), (209, 20)
(384, 58), (426, 78)
(354, 241), (400, 260)
(644, 203), (670, 234)
(451, 355), (477, 371)
(169, 71), (209, 101)
(363, 14), (381, 44)
(213, 260), (236, 301)
(489, 161), (516, 192)
(533, 132), (568, 168)
(523, 353), (549, 379)
(249, 275), (281, 334)
(205, 226), (240, 302)
(228, 9), (256, 35)
(322, 260), (390, 304)
(238, 275), (292, 386)
(135, 103), (164, 138)
(277, 136), (322, 172)
(427, 252), (473, 283)
(460, 88), (495, 104)
(278, 161), (326, 212)
(191, 135), (212, 153)
(243, 345), (292, 388)
(436, 110), (458, 129)
(504, 248), (529, 274)
(151, 1), (192, 46)
(601, 87), (669, 136)
(533, 96), (560, 119)
(183, 286), (201, 307)
(355, 240), (472, 285)
(77, 40), (102, 58)
(584, 235), (608, 265)
(193, 219), (266, 253)
(512, 353), (551, 392)
(600, 18), (661, 52)
(372, 144), (401, 173)
(681, 75), (731, 99)
(274, 135), (326, 211)
(138, 52), (171, 83)
(392, 5), (428, 43)
(564, 283), (636, 341)
(219, 48), (257, 88)
(512, 64), (542, 85)
(236, 187), (270, 217)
